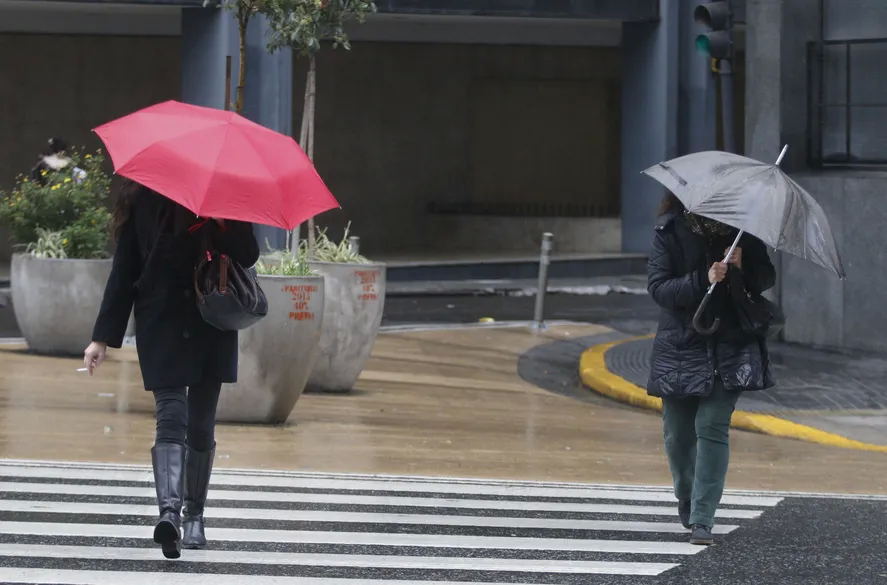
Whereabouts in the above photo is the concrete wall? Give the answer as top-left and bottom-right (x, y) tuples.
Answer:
(293, 42), (622, 256)
(0, 33), (181, 261)
(427, 217), (621, 254)
(619, 0), (684, 255)
(746, 0), (887, 353)
(0, 14), (622, 260)
(781, 172), (887, 352)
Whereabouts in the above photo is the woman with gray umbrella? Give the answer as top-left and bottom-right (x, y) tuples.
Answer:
(646, 192), (776, 545)
(642, 146), (844, 545)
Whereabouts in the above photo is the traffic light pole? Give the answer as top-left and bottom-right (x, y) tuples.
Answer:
(719, 0), (735, 153)
(694, 0), (736, 153)
(719, 57), (736, 153)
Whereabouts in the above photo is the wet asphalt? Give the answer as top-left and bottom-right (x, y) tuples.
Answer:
(2, 292), (886, 583)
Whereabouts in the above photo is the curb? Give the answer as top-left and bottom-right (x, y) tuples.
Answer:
(579, 337), (887, 454)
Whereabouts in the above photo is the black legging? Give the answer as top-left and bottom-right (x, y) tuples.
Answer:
(152, 380), (222, 452)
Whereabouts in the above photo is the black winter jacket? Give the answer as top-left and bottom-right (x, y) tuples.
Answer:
(92, 189), (260, 390)
(646, 211), (777, 399)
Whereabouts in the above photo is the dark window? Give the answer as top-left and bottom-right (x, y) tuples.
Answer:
(809, 39), (887, 166)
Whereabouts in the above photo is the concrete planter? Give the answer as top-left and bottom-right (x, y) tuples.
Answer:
(217, 274), (325, 424)
(11, 253), (113, 355)
(306, 261), (387, 393)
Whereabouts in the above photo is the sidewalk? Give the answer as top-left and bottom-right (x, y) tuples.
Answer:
(2, 323), (887, 494)
(580, 335), (887, 449)
(386, 274), (648, 296)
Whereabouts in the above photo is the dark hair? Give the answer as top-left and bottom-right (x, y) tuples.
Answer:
(111, 179), (144, 242)
(657, 191), (685, 217)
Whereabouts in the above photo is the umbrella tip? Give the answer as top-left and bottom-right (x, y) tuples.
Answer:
(775, 145), (790, 166)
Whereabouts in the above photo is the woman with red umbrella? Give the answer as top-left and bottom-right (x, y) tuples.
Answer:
(83, 180), (259, 559)
(81, 100), (338, 559)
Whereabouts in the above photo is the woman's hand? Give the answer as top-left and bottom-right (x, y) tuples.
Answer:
(83, 341), (108, 376)
(724, 246), (743, 271)
(708, 262), (728, 284)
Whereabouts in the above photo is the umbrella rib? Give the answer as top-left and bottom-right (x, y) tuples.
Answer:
(199, 122), (236, 217)
(658, 162), (688, 186)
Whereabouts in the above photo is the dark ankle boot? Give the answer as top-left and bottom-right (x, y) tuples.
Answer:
(151, 443), (185, 559)
(678, 500), (691, 529)
(690, 524), (715, 546)
(183, 444), (215, 550)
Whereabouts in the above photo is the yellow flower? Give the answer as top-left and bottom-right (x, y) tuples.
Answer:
(41, 170), (48, 177)
(62, 239), (68, 245)
(64, 178), (72, 183)
(85, 154), (92, 159)
(51, 185), (60, 191)
(22, 178), (28, 183)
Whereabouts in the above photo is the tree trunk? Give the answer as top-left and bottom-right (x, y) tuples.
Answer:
(292, 53), (315, 258)
(235, 18), (248, 114)
(305, 53), (317, 259)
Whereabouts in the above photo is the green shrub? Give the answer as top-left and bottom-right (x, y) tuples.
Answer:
(0, 150), (112, 259)
(312, 223), (368, 264)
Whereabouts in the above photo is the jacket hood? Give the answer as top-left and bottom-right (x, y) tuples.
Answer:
(655, 209), (682, 231)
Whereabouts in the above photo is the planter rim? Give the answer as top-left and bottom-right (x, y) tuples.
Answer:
(12, 252), (111, 264)
(256, 273), (325, 280)
(307, 260), (387, 268)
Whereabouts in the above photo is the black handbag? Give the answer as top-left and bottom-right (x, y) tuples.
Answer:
(730, 278), (785, 339)
(193, 227), (268, 332)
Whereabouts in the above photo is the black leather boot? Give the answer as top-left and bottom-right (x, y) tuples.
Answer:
(151, 443), (185, 559)
(182, 444), (215, 550)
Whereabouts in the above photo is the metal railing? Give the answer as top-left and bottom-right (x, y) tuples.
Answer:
(808, 38), (887, 167)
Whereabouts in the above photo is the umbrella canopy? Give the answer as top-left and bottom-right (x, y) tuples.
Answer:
(642, 149), (845, 278)
(94, 100), (339, 230)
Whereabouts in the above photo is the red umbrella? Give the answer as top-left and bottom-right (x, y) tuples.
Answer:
(94, 100), (339, 230)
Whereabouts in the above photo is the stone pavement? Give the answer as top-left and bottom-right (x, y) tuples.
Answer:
(595, 336), (887, 447)
(2, 324), (887, 494)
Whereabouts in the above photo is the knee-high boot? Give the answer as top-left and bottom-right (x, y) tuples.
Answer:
(151, 443), (185, 559)
(183, 444), (215, 549)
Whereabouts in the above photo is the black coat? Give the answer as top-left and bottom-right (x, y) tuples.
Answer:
(646, 211), (777, 399)
(92, 189), (260, 391)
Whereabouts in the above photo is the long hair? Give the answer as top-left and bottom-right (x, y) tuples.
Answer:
(111, 179), (143, 242)
(657, 191), (685, 217)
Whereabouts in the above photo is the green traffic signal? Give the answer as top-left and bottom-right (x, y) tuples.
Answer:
(695, 31), (731, 60)
(695, 35), (711, 56)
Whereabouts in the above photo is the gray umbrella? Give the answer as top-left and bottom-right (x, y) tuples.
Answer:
(642, 145), (845, 333)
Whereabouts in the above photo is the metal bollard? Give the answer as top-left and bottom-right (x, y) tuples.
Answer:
(348, 236), (360, 256)
(533, 233), (554, 330)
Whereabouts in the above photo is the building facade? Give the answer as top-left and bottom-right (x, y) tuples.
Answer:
(0, 0), (659, 261)
(745, 0), (887, 353)
(1, 0), (882, 352)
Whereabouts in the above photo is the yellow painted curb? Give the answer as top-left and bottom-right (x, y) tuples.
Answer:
(579, 337), (887, 454)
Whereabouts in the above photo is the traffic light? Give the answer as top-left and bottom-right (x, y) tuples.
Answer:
(694, 2), (733, 60)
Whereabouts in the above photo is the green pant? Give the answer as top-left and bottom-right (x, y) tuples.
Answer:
(662, 380), (740, 528)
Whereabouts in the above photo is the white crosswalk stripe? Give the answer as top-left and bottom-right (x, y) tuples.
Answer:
(0, 460), (782, 584)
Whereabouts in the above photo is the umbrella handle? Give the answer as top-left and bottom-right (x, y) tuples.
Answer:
(693, 231), (743, 335)
(693, 288), (721, 335)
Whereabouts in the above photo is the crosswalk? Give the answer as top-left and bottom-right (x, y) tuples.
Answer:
(0, 460), (782, 584)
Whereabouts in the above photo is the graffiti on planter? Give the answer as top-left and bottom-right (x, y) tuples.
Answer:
(283, 283), (317, 321)
(356, 270), (379, 302)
